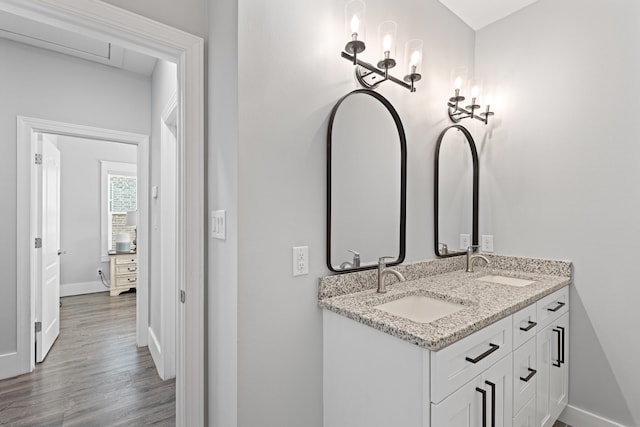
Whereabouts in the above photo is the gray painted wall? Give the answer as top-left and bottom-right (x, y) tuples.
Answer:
(235, 0), (473, 425)
(208, 0), (239, 425)
(0, 38), (150, 355)
(101, 0), (208, 40)
(57, 136), (137, 286)
(475, 0), (639, 424)
(149, 59), (177, 350)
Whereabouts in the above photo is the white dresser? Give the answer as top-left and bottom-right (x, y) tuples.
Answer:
(108, 252), (137, 296)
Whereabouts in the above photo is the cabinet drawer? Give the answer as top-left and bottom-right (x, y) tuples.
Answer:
(513, 337), (536, 415)
(536, 286), (569, 329)
(116, 265), (137, 275)
(513, 396), (535, 427)
(513, 304), (537, 349)
(115, 255), (137, 265)
(431, 315), (512, 403)
(115, 274), (137, 287)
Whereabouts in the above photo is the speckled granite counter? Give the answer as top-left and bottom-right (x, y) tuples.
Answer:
(318, 255), (572, 351)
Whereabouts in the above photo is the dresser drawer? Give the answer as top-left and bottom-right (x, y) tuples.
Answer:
(536, 286), (569, 329)
(115, 255), (137, 265)
(431, 315), (512, 403)
(513, 336), (537, 415)
(116, 264), (137, 275)
(115, 274), (137, 288)
(513, 304), (537, 349)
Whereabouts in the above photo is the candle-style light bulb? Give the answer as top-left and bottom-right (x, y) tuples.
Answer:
(454, 76), (462, 90)
(383, 34), (392, 56)
(350, 15), (360, 38)
(409, 50), (420, 74)
(471, 85), (479, 99)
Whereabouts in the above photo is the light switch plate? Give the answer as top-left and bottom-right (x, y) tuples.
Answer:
(481, 235), (494, 252)
(211, 210), (226, 240)
(293, 246), (308, 276)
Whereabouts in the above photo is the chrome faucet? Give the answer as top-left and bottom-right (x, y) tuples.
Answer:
(339, 249), (361, 269)
(466, 245), (490, 272)
(377, 256), (406, 293)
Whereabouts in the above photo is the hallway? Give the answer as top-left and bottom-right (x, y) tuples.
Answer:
(0, 292), (175, 426)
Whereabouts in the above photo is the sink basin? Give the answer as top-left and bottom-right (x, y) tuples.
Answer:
(477, 275), (536, 287)
(375, 295), (465, 323)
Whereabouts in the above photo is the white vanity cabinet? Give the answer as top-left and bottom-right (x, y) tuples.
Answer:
(432, 354), (513, 427)
(535, 288), (569, 427)
(322, 285), (570, 427)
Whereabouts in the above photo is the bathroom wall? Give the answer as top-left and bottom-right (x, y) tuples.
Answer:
(235, 0), (474, 425)
(208, 0), (239, 424)
(475, 0), (640, 424)
(57, 136), (137, 293)
(0, 37), (150, 357)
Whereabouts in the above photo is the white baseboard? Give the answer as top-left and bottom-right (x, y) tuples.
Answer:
(60, 281), (108, 297)
(148, 326), (164, 380)
(559, 404), (630, 427)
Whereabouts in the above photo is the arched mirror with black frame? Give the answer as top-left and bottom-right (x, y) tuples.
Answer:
(434, 124), (479, 258)
(327, 89), (407, 273)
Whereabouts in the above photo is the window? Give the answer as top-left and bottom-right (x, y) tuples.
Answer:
(101, 161), (137, 260)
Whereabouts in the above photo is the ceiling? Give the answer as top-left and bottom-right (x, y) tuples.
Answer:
(0, 10), (157, 76)
(438, 0), (541, 30)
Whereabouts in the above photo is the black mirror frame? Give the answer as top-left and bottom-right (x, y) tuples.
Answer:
(326, 89), (407, 273)
(434, 124), (479, 258)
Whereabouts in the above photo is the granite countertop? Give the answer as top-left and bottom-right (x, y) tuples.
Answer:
(318, 256), (572, 351)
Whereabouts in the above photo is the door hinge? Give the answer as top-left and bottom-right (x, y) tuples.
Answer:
(35, 153), (42, 165)
(35, 238), (42, 249)
(179, 290), (186, 303)
(35, 322), (42, 333)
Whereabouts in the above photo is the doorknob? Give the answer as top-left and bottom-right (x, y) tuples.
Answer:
(57, 249), (66, 256)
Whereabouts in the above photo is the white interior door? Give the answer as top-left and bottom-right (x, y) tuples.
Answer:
(36, 134), (61, 363)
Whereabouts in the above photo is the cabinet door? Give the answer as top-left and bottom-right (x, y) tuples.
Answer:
(536, 312), (569, 427)
(513, 397), (535, 427)
(432, 354), (513, 427)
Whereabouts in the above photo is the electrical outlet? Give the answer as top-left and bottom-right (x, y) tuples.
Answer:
(293, 246), (309, 276)
(459, 234), (470, 250)
(97, 269), (103, 277)
(481, 235), (494, 252)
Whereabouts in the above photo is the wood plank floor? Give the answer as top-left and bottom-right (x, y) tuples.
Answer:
(0, 292), (175, 426)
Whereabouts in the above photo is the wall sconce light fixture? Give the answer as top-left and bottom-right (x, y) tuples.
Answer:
(342, 0), (422, 93)
(448, 76), (495, 125)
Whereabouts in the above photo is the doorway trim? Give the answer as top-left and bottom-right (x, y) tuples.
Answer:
(6, 1), (205, 425)
(18, 116), (150, 356)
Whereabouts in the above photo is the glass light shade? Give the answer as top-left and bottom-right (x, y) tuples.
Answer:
(404, 39), (423, 75)
(345, 0), (366, 41)
(378, 21), (397, 59)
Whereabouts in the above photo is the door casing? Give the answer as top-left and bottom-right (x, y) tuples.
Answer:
(8, 1), (206, 425)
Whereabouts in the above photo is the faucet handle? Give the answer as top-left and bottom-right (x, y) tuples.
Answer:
(348, 250), (360, 267)
(378, 256), (395, 266)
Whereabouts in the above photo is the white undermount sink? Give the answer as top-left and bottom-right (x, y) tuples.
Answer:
(477, 275), (536, 287)
(375, 295), (465, 323)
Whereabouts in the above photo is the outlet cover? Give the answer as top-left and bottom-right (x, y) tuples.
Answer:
(459, 234), (470, 250)
(293, 246), (309, 276)
(211, 210), (226, 240)
(481, 235), (494, 252)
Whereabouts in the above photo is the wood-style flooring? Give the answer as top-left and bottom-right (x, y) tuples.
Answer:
(0, 292), (175, 426)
